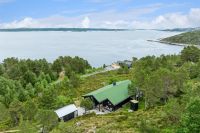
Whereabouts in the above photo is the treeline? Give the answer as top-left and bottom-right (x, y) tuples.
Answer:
(130, 46), (200, 132)
(0, 56), (91, 131)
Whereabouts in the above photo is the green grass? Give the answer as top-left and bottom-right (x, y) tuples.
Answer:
(52, 73), (176, 133)
(51, 105), (175, 133)
(51, 70), (178, 133)
(73, 70), (132, 104)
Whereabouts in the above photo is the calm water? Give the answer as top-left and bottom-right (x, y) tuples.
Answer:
(0, 30), (183, 67)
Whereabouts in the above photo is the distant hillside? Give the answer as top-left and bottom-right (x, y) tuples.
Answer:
(158, 28), (198, 32)
(0, 28), (128, 32)
(161, 30), (200, 45)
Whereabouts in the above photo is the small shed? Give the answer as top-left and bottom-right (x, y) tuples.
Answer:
(54, 104), (78, 122)
(130, 100), (139, 111)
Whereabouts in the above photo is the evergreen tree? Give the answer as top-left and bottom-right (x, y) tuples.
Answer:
(36, 109), (58, 133)
(80, 98), (93, 113)
(23, 100), (38, 121)
(9, 100), (23, 126)
(181, 46), (200, 63)
(38, 86), (57, 109)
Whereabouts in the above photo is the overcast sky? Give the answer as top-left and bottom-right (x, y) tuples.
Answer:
(0, 0), (200, 29)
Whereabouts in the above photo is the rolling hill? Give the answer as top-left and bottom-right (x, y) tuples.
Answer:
(161, 30), (200, 45)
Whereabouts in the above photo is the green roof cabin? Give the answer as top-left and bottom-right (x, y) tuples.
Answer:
(83, 80), (132, 111)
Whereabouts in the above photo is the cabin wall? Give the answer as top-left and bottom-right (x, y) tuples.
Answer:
(62, 111), (76, 122)
(102, 100), (115, 111)
(130, 103), (138, 111)
(113, 97), (132, 110)
(84, 96), (132, 111)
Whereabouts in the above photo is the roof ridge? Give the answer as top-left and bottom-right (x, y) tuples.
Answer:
(83, 80), (130, 96)
(83, 80), (131, 106)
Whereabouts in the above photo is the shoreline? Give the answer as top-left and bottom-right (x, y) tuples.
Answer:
(147, 39), (200, 48)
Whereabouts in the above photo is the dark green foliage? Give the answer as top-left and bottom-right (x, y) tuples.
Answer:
(128, 81), (137, 97)
(0, 46), (200, 132)
(109, 78), (117, 84)
(36, 109), (58, 133)
(132, 54), (188, 108)
(45, 74), (52, 83)
(80, 98), (93, 112)
(132, 56), (157, 88)
(0, 56), (92, 131)
(23, 100), (38, 121)
(23, 71), (37, 85)
(117, 65), (129, 74)
(25, 83), (35, 98)
(0, 56), (90, 109)
(9, 100), (23, 126)
(132, 57), (138, 62)
(177, 98), (200, 133)
(55, 95), (72, 109)
(38, 86), (57, 109)
(162, 30), (200, 45)
(3, 58), (20, 80)
(0, 77), (17, 107)
(52, 56), (91, 76)
(181, 62), (199, 79)
(69, 72), (80, 88)
(0, 64), (5, 76)
(164, 99), (184, 124)
(34, 82), (45, 94)
(181, 46), (200, 63)
(18, 88), (29, 102)
(0, 76), (15, 96)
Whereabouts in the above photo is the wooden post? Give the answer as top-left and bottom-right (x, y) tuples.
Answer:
(99, 104), (100, 111)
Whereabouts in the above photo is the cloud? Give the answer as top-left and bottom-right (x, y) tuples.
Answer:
(94, 8), (200, 29)
(0, 18), (39, 28)
(81, 17), (90, 28)
(131, 8), (200, 29)
(0, 15), (89, 28)
(0, 8), (200, 29)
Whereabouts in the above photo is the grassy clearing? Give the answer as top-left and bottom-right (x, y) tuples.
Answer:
(73, 70), (132, 104)
(52, 105), (173, 133)
(52, 70), (176, 133)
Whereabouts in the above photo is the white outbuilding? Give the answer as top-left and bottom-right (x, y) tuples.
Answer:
(54, 104), (78, 122)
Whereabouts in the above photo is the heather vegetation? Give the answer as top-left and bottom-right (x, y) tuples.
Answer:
(52, 46), (200, 133)
(0, 46), (200, 133)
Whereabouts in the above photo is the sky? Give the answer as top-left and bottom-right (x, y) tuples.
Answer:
(0, 0), (200, 29)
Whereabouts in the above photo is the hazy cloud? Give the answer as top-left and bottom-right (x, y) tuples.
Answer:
(131, 8), (200, 29)
(81, 17), (90, 28)
(0, 8), (200, 29)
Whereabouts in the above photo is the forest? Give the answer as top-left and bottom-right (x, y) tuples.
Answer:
(0, 56), (91, 132)
(162, 30), (200, 45)
(0, 46), (200, 133)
